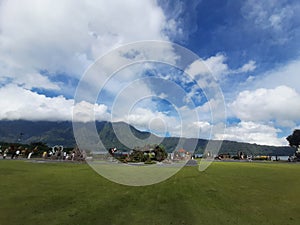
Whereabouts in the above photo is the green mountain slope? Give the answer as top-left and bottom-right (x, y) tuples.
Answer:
(0, 120), (295, 156)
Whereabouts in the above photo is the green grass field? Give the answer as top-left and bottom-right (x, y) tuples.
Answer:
(0, 160), (299, 225)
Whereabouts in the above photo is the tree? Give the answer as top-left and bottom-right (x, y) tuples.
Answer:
(153, 145), (168, 162)
(286, 130), (300, 161)
(124, 144), (168, 163)
(30, 142), (49, 154)
(286, 130), (300, 149)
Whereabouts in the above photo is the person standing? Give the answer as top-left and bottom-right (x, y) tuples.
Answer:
(42, 151), (47, 159)
(3, 149), (8, 159)
(15, 150), (20, 158)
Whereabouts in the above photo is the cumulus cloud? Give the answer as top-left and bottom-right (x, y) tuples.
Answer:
(124, 107), (178, 135)
(251, 58), (300, 93)
(0, 0), (184, 125)
(234, 60), (256, 73)
(201, 54), (229, 79)
(230, 85), (300, 127)
(121, 105), (217, 140)
(73, 101), (110, 123)
(215, 121), (286, 146)
(76, 43), (179, 106)
(14, 73), (60, 90)
(0, 85), (72, 120)
(185, 53), (256, 83)
(225, 58), (300, 145)
(0, 85), (109, 122)
(0, 0), (175, 90)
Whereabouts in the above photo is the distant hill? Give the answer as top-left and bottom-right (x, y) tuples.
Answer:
(0, 120), (295, 156)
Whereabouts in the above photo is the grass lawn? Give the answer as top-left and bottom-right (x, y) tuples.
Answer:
(0, 160), (299, 225)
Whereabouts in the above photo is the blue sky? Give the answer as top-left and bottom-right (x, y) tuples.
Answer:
(0, 0), (300, 146)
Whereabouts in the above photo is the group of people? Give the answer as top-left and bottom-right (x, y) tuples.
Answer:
(42, 145), (86, 161)
(0, 144), (86, 161)
(0, 148), (9, 159)
(0, 145), (34, 159)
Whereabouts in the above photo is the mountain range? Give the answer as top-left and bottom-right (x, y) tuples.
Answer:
(0, 120), (295, 156)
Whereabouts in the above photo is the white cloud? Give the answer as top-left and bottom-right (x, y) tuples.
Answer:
(227, 59), (300, 144)
(14, 73), (60, 90)
(175, 104), (226, 140)
(0, 85), (72, 120)
(123, 106), (216, 140)
(0, 0), (175, 90)
(242, 0), (294, 31)
(234, 60), (256, 73)
(241, 0), (298, 44)
(111, 98), (219, 140)
(251, 58), (300, 93)
(73, 101), (110, 123)
(202, 54), (229, 79)
(230, 85), (300, 127)
(192, 121), (212, 135)
(0, 84), (109, 122)
(0, 0), (186, 126)
(216, 121), (286, 146)
(185, 54), (256, 83)
(184, 54), (228, 81)
(123, 107), (179, 136)
(78, 43), (179, 106)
